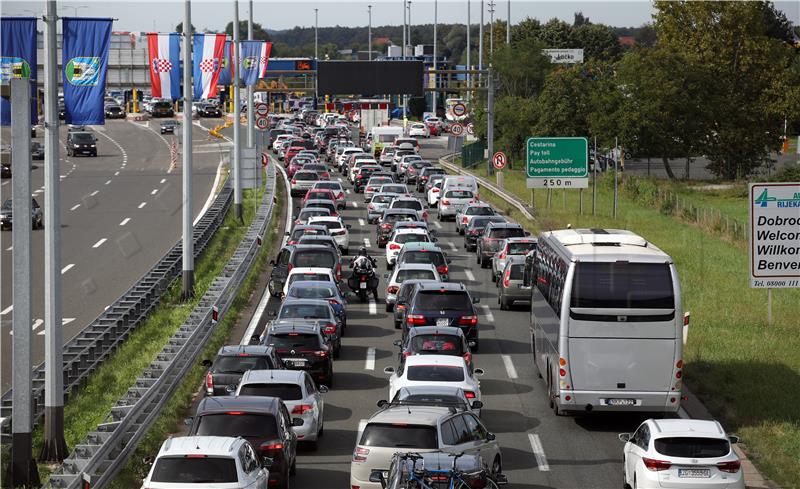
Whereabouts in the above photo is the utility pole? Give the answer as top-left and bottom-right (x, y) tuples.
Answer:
(407, 1), (412, 50)
(489, 1), (495, 56)
(368, 5), (372, 61)
(487, 66), (494, 177)
(40, 0), (68, 462)
(402, 0), (407, 124)
(613, 136), (619, 219)
(233, 0), (242, 221)
(432, 0), (437, 115)
(478, 0), (484, 75)
(247, 0), (254, 149)
(314, 8), (318, 109)
(506, 0), (511, 44)
(466, 0), (471, 95)
(592, 136), (597, 216)
(181, 0), (195, 298)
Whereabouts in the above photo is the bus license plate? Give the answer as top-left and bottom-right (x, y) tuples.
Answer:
(436, 318), (449, 327)
(359, 282), (367, 289)
(605, 398), (636, 406)
(678, 469), (710, 478)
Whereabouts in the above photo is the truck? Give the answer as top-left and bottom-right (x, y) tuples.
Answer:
(358, 99), (390, 140)
(369, 126), (404, 158)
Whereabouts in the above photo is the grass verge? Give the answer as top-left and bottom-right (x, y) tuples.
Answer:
(461, 164), (800, 488)
(32, 180), (269, 483)
(107, 180), (284, 489)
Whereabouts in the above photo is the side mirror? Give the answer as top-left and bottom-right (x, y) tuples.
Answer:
(346, 224), (352, 229)
(142, 455), (155, 466)
(431, 237), (438, 242)
(251, 334), (261, 344)
(284, 231), (290, 236)
(474, 368), (485, 376)
(183, 417), (193, 426)
(383, 273), (389, 279)
(618, 433), (632, 443)
(486, 432), (496, 441)
(392, 339), (402, 347)
(728, 435), (740, 444)
(468, 341), (476, 348)
(446, 258), (452, 264)
(269, 259), (276, 266)
(201, 359), (212, 367)
(472, 296), (480, 304)
(471, 400), (483, 410)
(292, 418), (304, 427)
(376, 400), (388, 408)
(318, 385), (329, 394)
(383, 366), (395, 375)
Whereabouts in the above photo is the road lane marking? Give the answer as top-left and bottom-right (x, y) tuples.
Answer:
(368, 299), (377, 315)
(114, 171), (120, 176)
(528, 434), (550, 471)
(90, 190), (99, 196)
(434, 221), (442, 229)
(365, 347), (376, 370)
(92, 238), (107, 248)
(447, 241), (457, 251)
(119, 217), (130, 226)
(480, 305), (495, 322)
(363, 238), (371, 248)
(351, 201), (358, 208)
(104, 179), (111, 185)
(358, 218), (365, 226)
(62, 318), (75, 326)
(337, 177), (343, 182)
(61, 264), (75, 274)
(1, 181), (8, 186)
(138, 202), (147, 209)
(70, 204), (81, 211)
(32, 319), (43, 331)
(151, 189), (159, 195)
(345, 189), (351, 195)
(1, 305), (12, 315)
(501, 355), (518, 379)
(465, 270), (475, 281)
(160, 178), (167, 184)
(5, 245), (12, 251)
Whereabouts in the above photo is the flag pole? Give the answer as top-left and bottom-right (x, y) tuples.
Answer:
(182, 0), (195, 299)
(233, 0), (242, 221)
(246, 0), (254, 149)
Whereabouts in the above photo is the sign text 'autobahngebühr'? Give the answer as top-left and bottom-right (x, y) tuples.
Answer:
(749, 182), (800, 288)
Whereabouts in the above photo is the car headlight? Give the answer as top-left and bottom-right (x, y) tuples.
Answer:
(73, 143), (80, 147)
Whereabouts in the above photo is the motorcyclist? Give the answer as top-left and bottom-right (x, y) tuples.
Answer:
(350, 247), (379, 300)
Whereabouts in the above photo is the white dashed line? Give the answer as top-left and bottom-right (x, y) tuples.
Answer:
(480, 305), (495, 322)
(62, 317), (75, 326)
(434, 221), (442, 229)
(61, 264), (75, 274)
(119, 217), (130, 226)
(90, 190), (99, 197)
(368, 299), (377, 315)
(114, 171), (120, 176)
(70, 204), (80, 211)
(4, 246), (11, 251)
(32, 319), (43, 331)
(92, 238), (107, 248)
(0, 305), (12, 315)
(104, 179), (111, 185)
(528, 434), (550, 471)
(1, 181), (8, 186)
(351, 201), (358, 208)
(358, 218), (365, 226)
(448, 241), (458, 251)
(363, 238), (371, 248)
(160, 178), (167, 184)
(150, 189), (158, 195)
(337, 177), (343, 182)
(345, 189), (351, 195)
(138, 202), (147, 209)
(365, 347), (376, 370)
(465, 270), (475, 281)
(501, 355), (518, 379)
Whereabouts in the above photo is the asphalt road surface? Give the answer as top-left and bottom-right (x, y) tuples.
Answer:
(243, 136), (650, 489)
(0, 118), (227, 391)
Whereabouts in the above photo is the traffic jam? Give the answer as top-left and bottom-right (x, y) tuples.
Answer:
(143, 105), (746, 489)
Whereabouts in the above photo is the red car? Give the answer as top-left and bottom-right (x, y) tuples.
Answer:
(284, 146), (306, 167)
(302, 188), (337, 207)
(287, 160), (304, 178)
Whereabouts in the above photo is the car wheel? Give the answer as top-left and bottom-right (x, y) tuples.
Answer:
(318, 422), (324, 437)
(492, 456), (502, 477)
(490, 272), (496, 283)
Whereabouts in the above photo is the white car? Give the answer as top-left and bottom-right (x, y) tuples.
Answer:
(620, 419), (744, 489)
(235, 369), (328, 448)
(427, 178), (445, 206)
(282, 267), (337, 297)
(388, 196), (429, 222)
(438, 188), (477, 220)
(383, 355), (484, 408)
(143, 436), (269, 489)
(385, 228), (433, 268)
(272, 134), (293, 153)
(408, 123), (430, 138)
(308, 216), (351, 253)
(397, 154), (423, 178)
(384, 263), (440, 311)
(455, 203), (496, 234)
(338, 147), (365, 168)
(349, 158), (379, 183)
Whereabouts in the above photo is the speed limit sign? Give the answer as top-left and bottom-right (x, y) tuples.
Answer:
(492, 151), (507, 170)
(466, 122), (475, 135)
(255, 117), (269, 131)
(450, 123), (464, 136)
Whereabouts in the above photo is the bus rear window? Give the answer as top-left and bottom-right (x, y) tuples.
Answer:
(571, 262), (674, 309)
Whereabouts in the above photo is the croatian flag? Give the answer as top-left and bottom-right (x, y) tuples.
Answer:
(192, 34), (226, 100)
(147, 33), (180, 100)
(239, 41), (272, 86)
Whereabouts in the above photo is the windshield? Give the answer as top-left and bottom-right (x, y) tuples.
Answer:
(654, 438), (730, 458)
(279, 303), (330, 319)
(445, 190), (474, 199)
(508, 242), (537, 255)
(71, 133), (94, 142)
(267, 333), (321, 349)
(410, 335), (464, 355)
(151, 457), (238, 483)
(213, 355), (270, 374)
(395, 269), (437, 282)
(292, 251), (335, 268)
(289, 286), (336, 299)
(359, 423), (438, 449)
(407, 365), (465, 382)
(415, 291), (473, 311)
(571, 262), (675, 309)
(195, 413), (278, 439)
(402, 251), (445, 267)
(239, 383), (303, 400)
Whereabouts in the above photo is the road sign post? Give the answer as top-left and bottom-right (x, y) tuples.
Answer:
(526, 137), (588, 189)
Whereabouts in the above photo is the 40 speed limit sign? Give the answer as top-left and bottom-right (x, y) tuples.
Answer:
(450, 123), (464, 136)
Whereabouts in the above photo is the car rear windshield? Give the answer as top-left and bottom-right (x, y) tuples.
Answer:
(445, 190), (474, 199)
(415, 291), (472, 311)
(466, 207), (494, 216)
(396, 269), (437, 282)
(654, 437), (730, 458)
(292, 251), (336, 268)
(306, 191), (333, 200)
(295, 172), (318, 181)
(508, 242), (537, 255)
(267, 333), (321, 349)
(393, 201), (423, 211)
(372, 194), (396, 204)
(488, 227), (524, 239)
(359, 423), (438, 449)
(315, 182), (341, 191)
(213, 355), (270, 374)
(194, 413), (278, 439)
(470, 217), (505, 229)
(402, 251), (445, 267)
(151, 456), (238, 483)
(382, 186), (406, 194)
(290, 228), (327, 241)
(395, 233), (429, 245)
(407, 365), (465, 382)
(571, 262), (675, 309)
(287, 274), (330, 288)
(298, 210), (329, 221)
(410, 335), (463, 355)
(386, 214), (416, 224)
(313, 221), (343, 231)
(279, 303), (329, 319)
(289, 286), (336, 299)
(239, 383), (303, 400)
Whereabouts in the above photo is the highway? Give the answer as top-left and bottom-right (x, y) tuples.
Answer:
(242, 135), (647, 489)
(0, 118), (227, 392)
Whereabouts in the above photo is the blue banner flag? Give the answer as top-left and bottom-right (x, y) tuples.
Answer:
(62, 18), (113, 125)
(218, 41), (232, 86)
(239, 41), (269, 87)
(0, 17), (38, 126)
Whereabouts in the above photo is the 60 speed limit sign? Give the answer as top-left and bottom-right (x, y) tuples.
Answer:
(492, 151), (507, 170)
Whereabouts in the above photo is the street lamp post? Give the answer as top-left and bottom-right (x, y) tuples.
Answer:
(314, 9), (319, 61)
(368, 5), (372, 61)
(233, 0), (242, 221)
(181, 0), (195, 298)
(432, 0), (437, 115)
(247, 0), (254, 149)
(506, 0), (511, 44)
(466, 0), (471, 96)
(489, 1), (495, 56)
(407, 1), (412, 49)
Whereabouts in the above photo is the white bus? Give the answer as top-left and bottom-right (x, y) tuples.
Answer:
(528, 228), (684, 415)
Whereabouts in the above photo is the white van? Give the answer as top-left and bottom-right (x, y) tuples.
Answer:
(370, 126), (404, 158)
(441, 175), (479, 199)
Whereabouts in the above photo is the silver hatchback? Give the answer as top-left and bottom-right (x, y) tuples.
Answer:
(438, 188), (477, 220)
(496, 255), (529, 310)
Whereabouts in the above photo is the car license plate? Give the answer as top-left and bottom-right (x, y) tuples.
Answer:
(436, 318), (449, 327)
(284, 358), (307, 368)
(605, 398), (636, 406)
(678, 469), (710, 478)
(359, 282), (367, 289)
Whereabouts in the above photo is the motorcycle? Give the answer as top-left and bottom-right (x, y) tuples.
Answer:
(347, 267), (379, 303)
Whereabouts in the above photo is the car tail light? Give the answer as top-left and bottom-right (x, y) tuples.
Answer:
(389, 243), (400, 250)
(463, 390), (476, 399)
(291, 179), (297, 184)
(717, 460), (741, 473)
(388, 286), (399, 294)
(337, 192), (344, 199)
(323, 324), (337, 335)
(498, 251), (507, 260)
(422, 211), (428, 220)
(287, 264), (293, 272)
(403, 351), (412, 358)
(357, 174), (364, 179)
(291, 404), (314, 415)
(642, 458), (672, 471)
(441, 199), (450, 205)
(314, 350), (329, 357)
(352, 447), (370, 463)
(260, 441), (284, 451)
(436, 265), (449, 276)
(381, 223), (392, 230)
(462, 216), (468, 224)
(336, 263), (342, 281)
(185, 454), (208, 459)
(407, 314), (426, 325)
(503, 268), (511, 287)
(463, 351), (472, 364)
(433, 188), (440, 193)
(205, 372), (214, 394)
(368, 204), (374, 210)
(469, 229), (480, 235)
(458, 315), (477, 326)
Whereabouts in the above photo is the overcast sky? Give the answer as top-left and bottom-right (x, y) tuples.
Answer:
(2, 0), (798, 33)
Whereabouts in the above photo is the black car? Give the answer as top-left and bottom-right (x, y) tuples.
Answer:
(354, 165), (383, 193)
(268, 244), (341, 295)
(150, 100), (174, 117)
(259, 323), (334, 387)
(65, 131), (97, 157)
(404, 282), (481, 350)
(476, 222), (527, 267)
(464, 216), (507, 252)
(201, 345), (284, 396)
(197, 103), (222, 117)
(394, 325), (474, 367)
(31, 142), (44, 160)
(160, 120), (179, 134)
(1, 198), (43, 230)
(275, 299), (342, 357)
(104, 105), (126, 119)
(376, 209), (420, 248)
(416, 167), (446, 192)
(189, 396), (299, 489)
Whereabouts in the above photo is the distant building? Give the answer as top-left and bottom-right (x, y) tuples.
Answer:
(618, 36), (636, 47)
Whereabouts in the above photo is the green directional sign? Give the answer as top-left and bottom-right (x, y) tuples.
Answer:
(526, 137), (588, 178)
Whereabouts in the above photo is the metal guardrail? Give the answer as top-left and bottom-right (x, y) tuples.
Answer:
(0, 182), (233, 435)
(47, 163), (278, 489)
(438, 153), (536, 221)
